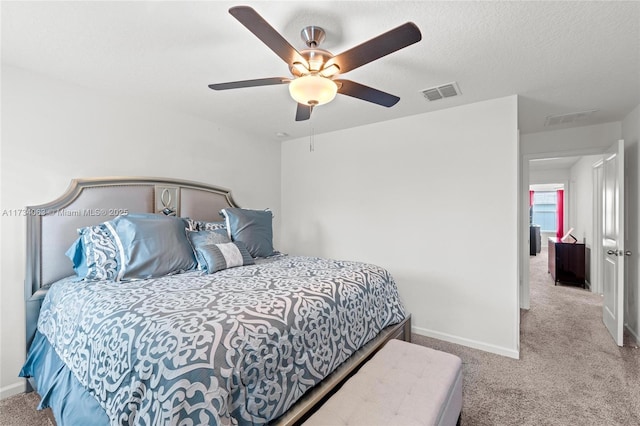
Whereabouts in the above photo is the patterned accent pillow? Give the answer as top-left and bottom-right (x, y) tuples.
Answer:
(65, 224), (119, 281)
(198, 220), (227, 231)
(194, 241), (254, 274)
(81, 224), (120, 281)
(184, 218), (199, 232)
(184, 219), (227, 232)
(186, 229), (231, 270)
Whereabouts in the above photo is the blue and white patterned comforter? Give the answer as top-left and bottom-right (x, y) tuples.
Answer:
(37, 255), (406, 425)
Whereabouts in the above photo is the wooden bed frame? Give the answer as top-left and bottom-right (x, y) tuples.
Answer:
(24, 176), (411, 424)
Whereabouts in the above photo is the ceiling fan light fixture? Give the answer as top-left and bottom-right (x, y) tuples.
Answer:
(289, 75), (338, 106)
(212, 7), (422, 121)
(291, 62), (309, 76)
(319, 64), (340, 78)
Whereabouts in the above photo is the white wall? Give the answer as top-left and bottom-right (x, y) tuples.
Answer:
(529, 169), (570, 186)
(0, 65), (281, 398)
(569, 155), (603, 246)
(570, 154), (605, 290)
(521, 122), (622, 156)
(623, 104), (640, 343)
(281, 96), (520, 358)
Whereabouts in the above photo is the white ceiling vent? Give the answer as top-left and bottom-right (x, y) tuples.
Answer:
(544, 110), (598, 127)
(421, 82), (461, 101)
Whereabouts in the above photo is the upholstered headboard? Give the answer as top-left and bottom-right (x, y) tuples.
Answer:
(25, 176), (238, 349)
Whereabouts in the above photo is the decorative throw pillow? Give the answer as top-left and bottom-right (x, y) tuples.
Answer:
(184, 219), (227, 232)
(184, 218), (199, 231)
(80, 224), (119, 281)
(186, 229), (231, 270)
(220, 208), (275, 258)
(106, 213), (197, 280)
(65, 224), (119, 281)
(196, 220), (227, 232)
(195, 241), (255, 274)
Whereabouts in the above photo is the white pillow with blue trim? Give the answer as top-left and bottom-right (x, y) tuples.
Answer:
(195, 241), (255, 273)
(186, 229), (231, 270)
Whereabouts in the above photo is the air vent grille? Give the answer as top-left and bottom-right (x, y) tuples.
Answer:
(421, 82), (461, 101)
(544, 110), (598, 127)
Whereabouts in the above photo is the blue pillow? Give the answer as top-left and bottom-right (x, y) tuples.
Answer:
(65, 224), (119, 281)
(195, 241), (254, 274)
(220, 208), (274, 258)
(81, 224), (119, 281)
(106, 213), (197, 280)
(65, 237), (88, 279)
(186, 229), (231, 270)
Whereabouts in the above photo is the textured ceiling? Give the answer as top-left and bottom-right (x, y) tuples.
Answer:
(2, 1), (638, 141)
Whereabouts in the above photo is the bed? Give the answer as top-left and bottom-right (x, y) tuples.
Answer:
(19, 177), (410, 425)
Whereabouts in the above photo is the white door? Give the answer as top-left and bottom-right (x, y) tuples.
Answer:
(602, 140), (625, 346)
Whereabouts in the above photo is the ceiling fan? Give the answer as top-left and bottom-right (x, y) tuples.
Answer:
(208, 6), (422, 121)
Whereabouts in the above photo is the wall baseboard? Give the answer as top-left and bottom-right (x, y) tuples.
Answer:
(412, 325), (520, 359)
(625, 323), (640, 346)
(0, 380), (26, 400)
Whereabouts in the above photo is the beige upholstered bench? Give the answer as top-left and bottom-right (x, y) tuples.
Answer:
(303, 339), (463, 426)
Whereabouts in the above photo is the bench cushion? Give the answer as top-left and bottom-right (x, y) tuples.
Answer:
(304, 339), (463, 426)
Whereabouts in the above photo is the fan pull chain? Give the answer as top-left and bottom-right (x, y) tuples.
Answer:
(310, 126), (315, 152)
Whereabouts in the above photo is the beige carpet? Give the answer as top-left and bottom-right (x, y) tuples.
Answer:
(0, 391), (52, 426)
(413, 247), (640, 425)
(1, 248), (639, 425)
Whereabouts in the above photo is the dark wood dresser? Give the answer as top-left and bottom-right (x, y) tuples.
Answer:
(548, 237), (586, 288)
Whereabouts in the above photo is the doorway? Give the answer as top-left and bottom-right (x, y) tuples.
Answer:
(521, 152), (608, 310)
(520, 142), (628, 347)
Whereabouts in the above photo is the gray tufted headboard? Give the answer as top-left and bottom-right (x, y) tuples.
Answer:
(25, 176), (238, 350)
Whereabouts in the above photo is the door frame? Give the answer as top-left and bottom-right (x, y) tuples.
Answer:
(592, 159), (604, 295)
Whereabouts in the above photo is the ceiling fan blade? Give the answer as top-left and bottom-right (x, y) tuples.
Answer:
(229, 6), (307, 67)
(295, 103), (313, 121)
(329, 22), (421, 74)
(208, 77), (289, 90)
(336, 79), (400, 107)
